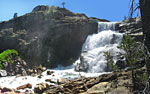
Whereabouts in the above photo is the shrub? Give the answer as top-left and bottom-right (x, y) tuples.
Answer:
(118, 34), (148, 90)
(118, 34), (145, 71)
(0, 49), (19, 69)
(104, 52), (118, 72)
(118, 34), (142, 67)
(104, 34), (149, 91)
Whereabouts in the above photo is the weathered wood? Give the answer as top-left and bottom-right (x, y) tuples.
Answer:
(140, 1), (150, 93)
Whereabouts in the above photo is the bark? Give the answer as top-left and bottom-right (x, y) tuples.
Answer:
(139, 0), (150, 93)
(140, 0), (150, 74)
(140, 0), (150, 51)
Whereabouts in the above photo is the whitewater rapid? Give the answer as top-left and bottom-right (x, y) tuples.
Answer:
(0, 21), (123, 92)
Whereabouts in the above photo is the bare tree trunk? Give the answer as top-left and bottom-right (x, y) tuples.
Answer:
(140, 0), (150, 52)
(140, 0), (150, 74)
(139, 0), (150, 93)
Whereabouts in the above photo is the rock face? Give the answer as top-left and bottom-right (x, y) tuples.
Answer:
(118, 17), (143, 42)
(0, 5), (98, 68)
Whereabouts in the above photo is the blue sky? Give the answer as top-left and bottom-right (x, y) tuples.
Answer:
(0, 0), (138, 22)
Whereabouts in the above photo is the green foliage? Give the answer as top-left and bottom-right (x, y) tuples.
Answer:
(69, 58), (73, 64)
(104, 52), (118, 72)
(104, 35), (139, 72)
(134, 69), (148, 91)
(104, 34), (149, 91)
(0, 49), (19, 69)
(118, 34), (148, 90)
(118, 34), (144, 68)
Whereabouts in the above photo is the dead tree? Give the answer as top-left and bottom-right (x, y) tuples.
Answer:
(13, 13), (18, 19)
(130, 0), (150, 93)
(62, 2), (65, 8)
(139, 0), (150, 93)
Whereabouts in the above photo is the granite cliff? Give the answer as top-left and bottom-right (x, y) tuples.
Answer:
(119, 17), (143, 42)
(0, 5), (98, 68)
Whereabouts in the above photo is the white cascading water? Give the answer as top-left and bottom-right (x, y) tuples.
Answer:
(79, 22), (123, 73)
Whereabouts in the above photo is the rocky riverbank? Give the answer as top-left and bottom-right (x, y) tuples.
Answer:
(0, 67), (146, 94)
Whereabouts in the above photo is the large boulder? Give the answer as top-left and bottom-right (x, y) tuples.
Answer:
(0, 70), (7, 77)
(0, 5), (98, 68)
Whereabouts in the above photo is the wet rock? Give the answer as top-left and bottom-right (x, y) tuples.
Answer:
(1, 87), (13, 93)
(21, 60), (27, 66)
(27, 69), (34, 73)
(0, 70), (7, 77)
(36, 65), (47, 72)
(1, 62), (8, 68)
(14, 90), (21, 93)
(27, 65), (47, 76)
(63, 84), (74, 90)
(0, 86), (2, 90)
(75, 62), (89, 72)
(16, 83), (32, 90)
(45, 79), (51, 82)
(1, 92), (16, 94)
(34, 82), (49, 93)
(25, 90), (32, 93)
(27, 69), (35, 75)
(49, 79), (57, 84)
(21, 68), (27, 76)
(31, 73), (36, 77)
(38, 75), (43, 78)
(57, 78), (68, 85)
(75, 54), (89, 72)
(47, 71), (54, 75)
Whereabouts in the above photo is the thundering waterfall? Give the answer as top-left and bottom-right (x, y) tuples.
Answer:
(76, 22), (123, 73)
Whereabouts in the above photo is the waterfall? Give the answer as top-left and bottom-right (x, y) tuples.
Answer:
(75, 22), (123, 73)
(0, 22), (123, 91)
(98, 22), (117, 31)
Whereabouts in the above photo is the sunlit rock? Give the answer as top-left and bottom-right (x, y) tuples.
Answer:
(16, 83), (32, 90)
(0, 70), (7, 77)
(34, 82), (49, 94)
